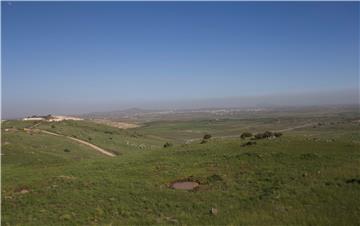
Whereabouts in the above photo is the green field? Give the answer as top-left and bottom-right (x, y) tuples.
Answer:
(2, 109), (360, 225)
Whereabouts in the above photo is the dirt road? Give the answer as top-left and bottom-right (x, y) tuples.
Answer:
(275, 123), (315, 132)
(40, 130), (116, 157)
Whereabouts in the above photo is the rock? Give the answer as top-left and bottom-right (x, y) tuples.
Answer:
(165, 217), (179, 223)
(60, 214), (71, 220)
(210, 208), (218, 215)
(19, 189), (29, 194)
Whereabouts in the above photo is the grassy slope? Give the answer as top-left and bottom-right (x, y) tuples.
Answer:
(2, 117), (360, 225)
(36, 120), (167, 154)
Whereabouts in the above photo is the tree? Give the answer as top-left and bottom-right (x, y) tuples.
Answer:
(240, 132), (252, 139)
(254, 131), (273, 139)
(203, 134), (212, 140)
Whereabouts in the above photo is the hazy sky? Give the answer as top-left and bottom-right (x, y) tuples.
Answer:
(2, 2), (359, 118)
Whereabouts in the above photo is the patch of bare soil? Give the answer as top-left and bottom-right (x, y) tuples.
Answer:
(171, 181), (199, 190)
(19, 189), (29, 194)
(14, 187), (30, 195)
(57, 175), (77, 180)
(92, 119), (140, 129)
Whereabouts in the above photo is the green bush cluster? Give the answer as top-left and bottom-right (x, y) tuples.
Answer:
(203, 134), (212, 140)
(240, 132), (253, 139)
(254, 131), (282, 139)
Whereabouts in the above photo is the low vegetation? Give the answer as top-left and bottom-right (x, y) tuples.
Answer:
(163, 142), (173, 148)
(240, 132), (252, 139)
(203, 133), (212, 140)
(253, 131), (282, 140)
(241, 141), (256, 147)
(2, 109), (360, 225)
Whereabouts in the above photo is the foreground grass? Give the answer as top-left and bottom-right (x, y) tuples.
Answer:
(2, 118), (360, 225)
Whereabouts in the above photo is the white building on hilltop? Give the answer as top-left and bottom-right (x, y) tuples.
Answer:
(23, 115), (83, 122)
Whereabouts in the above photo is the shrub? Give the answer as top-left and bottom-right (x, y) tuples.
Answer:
(163, 142), (173, 148)
(207, 174), (223, 183)
(63, 148), (70, 152)
(254, 131), (273, 139)
(200, 139), (207, 144)
(203, 134), (212, 140)
(274, 132), (283, 137)
(51, 125), (56, 128)
(240, 132), (252, 139)
(254, 133), (264, 139)
(263, 131), (273, 137)
(241, 141), (256, 147)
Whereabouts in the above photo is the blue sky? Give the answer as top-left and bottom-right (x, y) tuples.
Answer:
(2, 2), (359, 117)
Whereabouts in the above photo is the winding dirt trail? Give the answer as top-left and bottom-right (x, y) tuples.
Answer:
(40, 130), (116, 157)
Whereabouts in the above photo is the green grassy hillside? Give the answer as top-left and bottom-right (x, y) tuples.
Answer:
(2, 115), (360, 225)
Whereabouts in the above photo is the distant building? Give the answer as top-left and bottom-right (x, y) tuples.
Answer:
(23, 117), (45, 121)
(23, 115), (83, 122)
(48, 115), (83, 122)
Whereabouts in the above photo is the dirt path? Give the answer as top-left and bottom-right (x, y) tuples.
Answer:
(275, 123), (315, 132)
(40, 130), (116, 157)
(28, 122), (42, 129)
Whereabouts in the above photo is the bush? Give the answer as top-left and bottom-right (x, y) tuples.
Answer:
(241, 141), (256, 147)
(240, 132), (252, 139)
(254, 133), (264, 139)
(51, 125), (56, 128)
(63, 148), (70, 152)
(207, 174), (223, 183)
(163, 142), (173, 148)
(274, 132), (283, 137)
(254, 131), (274, 139)
(203, 134), (212, 140)
(200, 139), (207, 144)
(263, 131), (273, 137)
